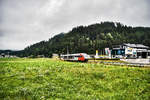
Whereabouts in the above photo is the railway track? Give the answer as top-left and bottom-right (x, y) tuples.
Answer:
(88, 60), (150, 67)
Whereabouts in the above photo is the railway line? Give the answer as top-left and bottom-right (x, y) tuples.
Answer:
(88, 60), (150, 67)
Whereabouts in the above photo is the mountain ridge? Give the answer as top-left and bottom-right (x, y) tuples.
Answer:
(3, 21), (150, 57)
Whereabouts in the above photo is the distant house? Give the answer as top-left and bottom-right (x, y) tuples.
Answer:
(37, 55), (45, 58)
(52, 54), (59, 59)
(0, 55), (3, 58)
(111, 43), (150, 58)
(0, 53), (5, 58)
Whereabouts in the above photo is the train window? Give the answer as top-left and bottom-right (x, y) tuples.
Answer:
(75, 56), (81, 57)
(69, 56), (73, 59)
(75, 56), (82, 57)
(148, 52), (150, 56)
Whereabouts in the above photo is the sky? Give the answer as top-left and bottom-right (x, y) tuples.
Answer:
(0, 0), (150, 50)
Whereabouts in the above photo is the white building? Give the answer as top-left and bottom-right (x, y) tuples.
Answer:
(112, 43), (150, 58)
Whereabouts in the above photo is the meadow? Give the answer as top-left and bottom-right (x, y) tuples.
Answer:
(0, 58), (150, 100)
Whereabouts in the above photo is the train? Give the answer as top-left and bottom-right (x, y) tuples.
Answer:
(60, 53), (91, 62)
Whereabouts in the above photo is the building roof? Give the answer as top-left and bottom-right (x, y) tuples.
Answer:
(123, 43), (149, 49)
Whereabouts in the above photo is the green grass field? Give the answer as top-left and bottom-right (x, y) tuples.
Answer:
(0, 58), (150, 100)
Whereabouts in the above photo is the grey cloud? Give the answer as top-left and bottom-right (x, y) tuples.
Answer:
(0, 0), (150, 50)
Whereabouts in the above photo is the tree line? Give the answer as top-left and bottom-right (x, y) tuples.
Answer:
(4, 21), (150, 57)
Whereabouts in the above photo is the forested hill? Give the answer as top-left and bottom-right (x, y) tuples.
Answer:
(20, 22), (150, 57)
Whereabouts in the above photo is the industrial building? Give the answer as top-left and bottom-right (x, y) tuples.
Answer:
(111, 43), (150, 58)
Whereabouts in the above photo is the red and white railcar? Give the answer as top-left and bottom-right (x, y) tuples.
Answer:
(60, 53), (90, 62)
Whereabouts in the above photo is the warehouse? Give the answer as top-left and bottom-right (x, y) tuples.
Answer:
(111, 43), (150, 58)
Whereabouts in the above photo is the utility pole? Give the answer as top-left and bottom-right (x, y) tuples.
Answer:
(67, 46), (69, 54)
(67, 46), (69, 59)
(8, 52), (10, 58)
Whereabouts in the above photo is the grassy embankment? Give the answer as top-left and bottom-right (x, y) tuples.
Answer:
(0, 58), (150, 100)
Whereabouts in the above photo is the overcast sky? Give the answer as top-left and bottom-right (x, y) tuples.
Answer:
(0, 0), (150, 50)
